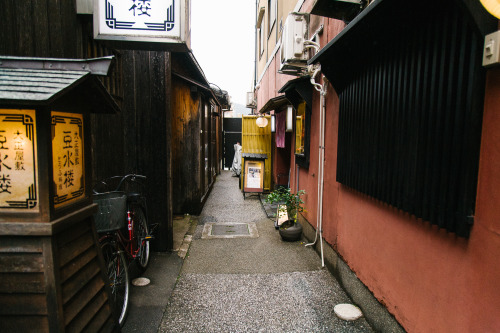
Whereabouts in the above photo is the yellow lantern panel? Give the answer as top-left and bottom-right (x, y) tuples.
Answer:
(52, 111), (85, 208)
(0, 109), (38, 212)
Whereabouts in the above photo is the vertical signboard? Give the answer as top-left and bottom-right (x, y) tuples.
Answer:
(0, 109), (38, 211)
(52, 112), (85, 208)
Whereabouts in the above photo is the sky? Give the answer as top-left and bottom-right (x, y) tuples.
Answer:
(191, 0), (255, 106)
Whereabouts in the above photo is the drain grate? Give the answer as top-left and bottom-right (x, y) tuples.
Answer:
(202, 222), (258, 239)
(212, 224), (250, 236)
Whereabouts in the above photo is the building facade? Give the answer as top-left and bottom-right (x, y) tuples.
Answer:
(252, 0), (500, 331)
(0, 0), (225, 251)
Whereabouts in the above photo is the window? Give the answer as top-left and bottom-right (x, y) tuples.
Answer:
(332, 2), (485, 238)
(257, 7), (265, 57)
(259, 23), (264, 57)
(268, 0), (276, 38)
(295, 102), (306, 155)
(279, 77), (312, 169)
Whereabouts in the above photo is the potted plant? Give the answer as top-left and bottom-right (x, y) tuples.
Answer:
(265, 187), (306, 241)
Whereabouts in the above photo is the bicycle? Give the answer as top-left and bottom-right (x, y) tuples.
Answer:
(93, 174), (153, 326)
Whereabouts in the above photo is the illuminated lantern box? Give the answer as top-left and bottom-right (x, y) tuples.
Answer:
(0, 56), (120, 332)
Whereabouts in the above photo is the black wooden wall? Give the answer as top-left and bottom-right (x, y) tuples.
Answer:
(0, 1), (173, 250)
(92, 50), (173, 251)
(330, 0), (487, 238)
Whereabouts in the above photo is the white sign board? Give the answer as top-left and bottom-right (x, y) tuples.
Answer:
(94, 0), (190, 47)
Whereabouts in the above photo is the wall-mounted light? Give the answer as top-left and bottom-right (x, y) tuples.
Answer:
(480, 0), (500, 19)
(271, 115), (276, 133)
(256, 115), (269, 128)
(286, 105), (293, 132)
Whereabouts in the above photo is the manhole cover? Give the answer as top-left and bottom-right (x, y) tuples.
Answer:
(334, 304), (363, 321)
(212, 224), (250, 236)
(202, 222), (259, 239)
(132, 277), (151, 287)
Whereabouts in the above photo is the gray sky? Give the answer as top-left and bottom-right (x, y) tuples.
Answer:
(191, 0), (255, 105)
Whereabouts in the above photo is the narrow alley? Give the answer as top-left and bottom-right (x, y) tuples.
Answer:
(2, 1), (500, 332)
(155, 171), (373, 332)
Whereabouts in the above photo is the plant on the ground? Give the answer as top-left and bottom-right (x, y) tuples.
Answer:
(265, 187), (305, 224)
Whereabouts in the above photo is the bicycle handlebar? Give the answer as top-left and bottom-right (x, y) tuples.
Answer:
(93, 174), (146, 194)
(115, 174), (146, 192)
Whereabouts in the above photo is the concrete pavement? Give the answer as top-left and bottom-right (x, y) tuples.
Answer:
(158, 171), (374, 332)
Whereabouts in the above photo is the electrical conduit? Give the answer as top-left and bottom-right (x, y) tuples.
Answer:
(305, 69), (327, 268)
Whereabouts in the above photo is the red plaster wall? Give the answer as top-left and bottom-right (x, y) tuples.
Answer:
(258, 8), (500, 331)
(314, 50), (500, 333)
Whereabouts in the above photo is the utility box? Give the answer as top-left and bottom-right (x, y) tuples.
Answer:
(483, 30), (500, 67)
(0, 56), (120, 332)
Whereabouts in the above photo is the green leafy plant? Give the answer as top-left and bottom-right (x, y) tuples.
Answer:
(265, 187), (306, 223)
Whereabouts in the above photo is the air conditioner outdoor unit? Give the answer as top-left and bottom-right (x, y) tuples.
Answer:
(279, 13), (310, 75)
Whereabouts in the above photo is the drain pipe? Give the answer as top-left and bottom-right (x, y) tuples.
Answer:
(305, 68), (327, 268)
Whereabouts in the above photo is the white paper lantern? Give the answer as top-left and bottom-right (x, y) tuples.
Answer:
(256, 116), (269, 128)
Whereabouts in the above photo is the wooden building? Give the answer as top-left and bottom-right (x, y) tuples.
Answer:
(171, 54), (228, 215)
(0, 1), (225, 251)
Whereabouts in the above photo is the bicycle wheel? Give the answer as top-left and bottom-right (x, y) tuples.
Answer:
(130, 204), (150, 272)
(101, 239), (130, 327)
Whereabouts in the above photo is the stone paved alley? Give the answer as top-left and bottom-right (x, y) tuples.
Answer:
(155, 171), (374, 332)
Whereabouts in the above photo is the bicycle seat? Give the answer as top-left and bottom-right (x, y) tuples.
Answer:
(127, 192), (142, 203)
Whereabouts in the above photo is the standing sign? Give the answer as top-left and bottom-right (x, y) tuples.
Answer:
(245, 161), (263, 190)
(52, 112), (85, 208)
(0, 109), (38, 211)
(94, 0), (190, 48)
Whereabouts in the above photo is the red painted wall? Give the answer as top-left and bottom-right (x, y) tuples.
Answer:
(256, 10), (500, 331)
(302, 38), (500, 333)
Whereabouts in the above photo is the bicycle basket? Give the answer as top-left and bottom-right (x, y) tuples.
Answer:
(93, 192), (127, 233)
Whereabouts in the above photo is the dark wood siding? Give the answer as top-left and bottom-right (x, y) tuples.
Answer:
(57, 219), (113, 332)
(172, 77), (202, 214)
(171, 76), (220, 215)
(94, 50), (173, 251)
(0, 236), (48, 332)
(0, 219), (114, 332)
(335, 0), (485, 237)
(0, 0), (173, 250)
(0, 0), (82, 58)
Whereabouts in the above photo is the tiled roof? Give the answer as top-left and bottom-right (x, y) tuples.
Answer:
(0, 67), (88, 102)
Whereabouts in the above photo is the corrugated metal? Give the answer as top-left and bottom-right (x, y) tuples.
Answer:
(333, 1), (485, 238)
(0, 68), (87, 101)
(241, 115), (272, 191)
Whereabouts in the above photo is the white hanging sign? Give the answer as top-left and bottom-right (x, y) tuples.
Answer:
(94, 0), (190, 45)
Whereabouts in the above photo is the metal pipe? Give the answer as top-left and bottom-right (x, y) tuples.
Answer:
(305, 74), (327, 269)
(254, 0), (258, 91)
(318, 78), (328, 267)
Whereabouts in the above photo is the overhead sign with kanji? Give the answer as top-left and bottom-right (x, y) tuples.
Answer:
(94, 0), (190, 48)
(0, 109), (38, 212)
(52, 112), (85, 208)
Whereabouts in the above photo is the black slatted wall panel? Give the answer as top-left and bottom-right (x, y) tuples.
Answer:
(336, 2), (485, 237)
